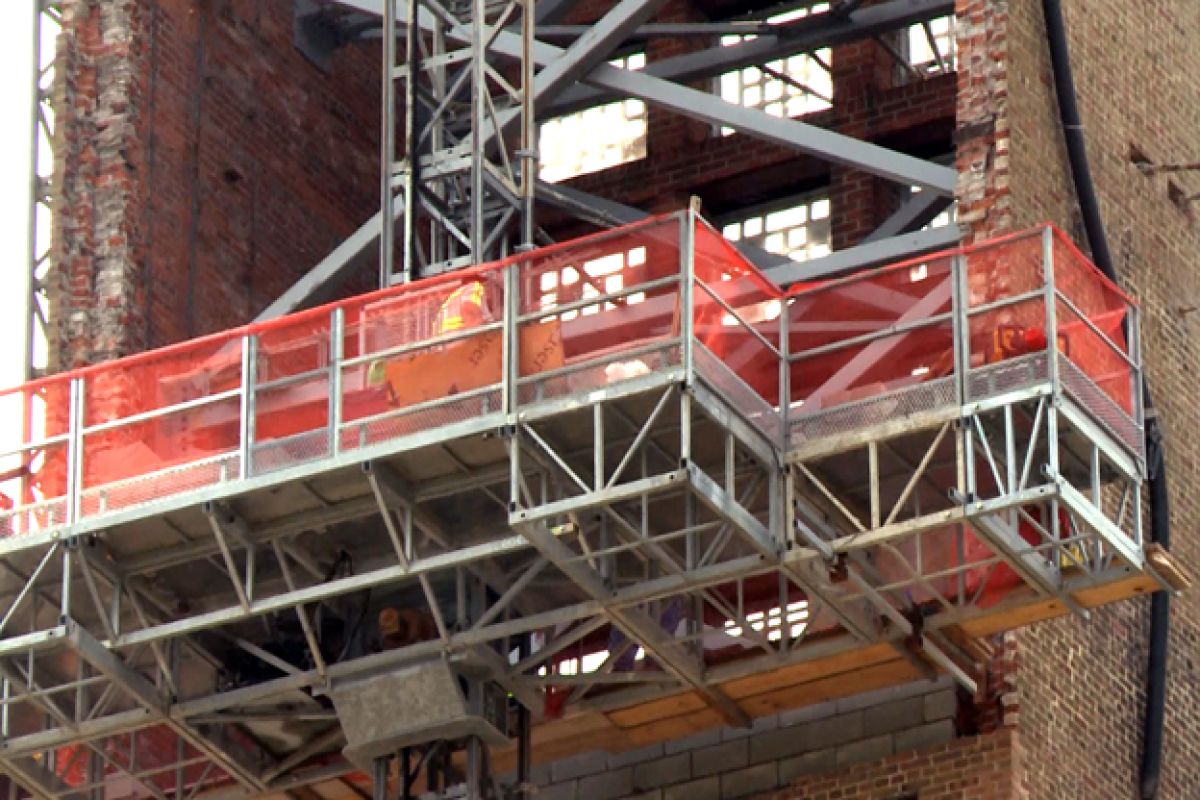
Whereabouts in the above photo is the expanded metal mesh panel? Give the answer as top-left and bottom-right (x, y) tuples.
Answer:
(250, 430), (331, 477)
(1058, 356), (1143, 460)
(340, 391), (503, 452)
(693, 343), (781, 442)
(789, 375), (956, 445)
(517, 344), (681, 408)
(966, 353), (1049, 401)
(78, 455), (239, 518)
(0, 497), (68, 538)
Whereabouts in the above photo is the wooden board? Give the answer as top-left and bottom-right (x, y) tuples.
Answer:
(607, 690), (708, 729)
(958, 573), (1159, 638)
(489, 571), (1164, 778)
(720, 642), (897, 701)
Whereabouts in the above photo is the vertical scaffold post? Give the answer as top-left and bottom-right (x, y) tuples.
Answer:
(779, 294), (790, 446)
(679, 210), (696, 467)
(330, 308), (344, 458)
(1041, 226), (1063, 556)
(950, 252), (969, 406)
(680, 210), (696, 380)
(371, 755), (390, 800)
(519, 0), (536, 252)
(504, 261), (519, 418)
(239, 334), (257, 480)
(949, 251), (976, 509)
(66, 377), (84, 524)
(469, 0), (486, 260)
(381, 0), (398, 287)
(1129, 300), (1145, 451)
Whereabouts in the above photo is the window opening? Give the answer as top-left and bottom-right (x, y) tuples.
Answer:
(539, 53), (648, 182)
(723, 601), (810, 642)
(722, 194), (832, 264)
(717, 3), (833, 135)
(907, 15), (957, 75)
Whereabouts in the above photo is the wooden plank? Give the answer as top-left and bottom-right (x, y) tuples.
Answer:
(1145, 543), (1192, 590)
(1073, 573), (1159, 606)
(608, 690), (707, 729)
(959, 573), (1160, 638)
(720, 642), (897, 701)
(623, 708), (725, 747)
(489, 572), (1164, 775)
(738, 658), (922, 717)
(957, 597), (1066, 637)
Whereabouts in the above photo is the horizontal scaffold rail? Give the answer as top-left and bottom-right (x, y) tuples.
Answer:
(0, 212), (1180, 800)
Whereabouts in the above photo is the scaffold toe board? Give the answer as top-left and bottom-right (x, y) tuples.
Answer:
(0, 212), (1184, 800)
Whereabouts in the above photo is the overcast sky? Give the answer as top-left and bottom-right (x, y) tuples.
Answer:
(1, 3), (36, 393)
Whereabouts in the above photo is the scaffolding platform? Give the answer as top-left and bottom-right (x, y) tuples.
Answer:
(0, 213), (1180, 799)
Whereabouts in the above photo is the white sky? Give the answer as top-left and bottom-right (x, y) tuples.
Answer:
(0, 3), (35, 393)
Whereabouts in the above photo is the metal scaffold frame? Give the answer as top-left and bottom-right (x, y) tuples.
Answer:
(261, 0), (958, 320)
(7, 1), (1176, 798)
(0, 210), (1166, 800)
(21, 0), (60, 382)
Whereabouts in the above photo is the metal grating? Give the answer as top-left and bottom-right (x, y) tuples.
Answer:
(789, 375), (956, 445)
(966, 353), (1049, 402)
(250, 430), (332, 476)
(79, 454), (240, 519)
(693, 343), (781, 443)
(1058, 356), (1143, 460)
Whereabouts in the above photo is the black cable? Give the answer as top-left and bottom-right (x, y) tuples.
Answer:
(1041, 3), (1172, 797)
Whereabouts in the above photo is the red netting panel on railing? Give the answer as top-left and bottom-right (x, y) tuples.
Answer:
(1051, 235), (1133, 414)
(516, 216), (683, 404)
(785, 255), (955, 413)
(961, 234), (1052, 398)
(339, 266), (509, 450)
(789, 322), (956, 414)
(692, 223), (783, 407)
(79, 336), (244, 514)
(98, 725), (241, 795)
(250, 314), (334, 474)
(0, 381), (71, 536)
(965, 230), (1046, 309)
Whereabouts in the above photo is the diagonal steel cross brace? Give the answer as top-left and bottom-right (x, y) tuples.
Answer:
(512, 519), (751, 727)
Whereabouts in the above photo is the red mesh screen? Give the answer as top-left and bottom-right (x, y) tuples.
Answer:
(785, 255), (954, 410)
(0, 219), (1139, 546)
(1051, 235), (1133, 413)
(692, 224), (783, 406)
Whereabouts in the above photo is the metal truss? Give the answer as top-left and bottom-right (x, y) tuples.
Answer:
(381, 0), (539, 283)
(21, 0), (60, 381)
(261, 0), (956, 320)
(0, 215), (1165, 800)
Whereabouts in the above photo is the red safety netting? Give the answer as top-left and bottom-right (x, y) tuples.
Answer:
(692, 223), (784, 409)
(1051, 232), (1133, 413)
(515, 216), (684, 404)
(0, 217), (1138, 546)
(785, 252), (956, 412)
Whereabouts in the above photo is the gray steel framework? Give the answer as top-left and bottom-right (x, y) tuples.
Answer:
(259, 0), (956, 319)
(14, 2), (1149, 798)
(21, 0), (60, 382)
(0, 215), (1166, 800)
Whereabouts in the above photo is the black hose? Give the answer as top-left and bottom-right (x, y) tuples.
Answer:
(1142, 418), (1171, 799)
(1041, 0), (1114, 278)
(1040, 3), (1172, 798)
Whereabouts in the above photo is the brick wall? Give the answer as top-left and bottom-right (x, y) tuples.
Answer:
(762, 729), (1018, 800)
(513, 678), (959, 800)
(953, 1), (1200, 798)
(49, 0), (379, 371)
